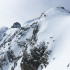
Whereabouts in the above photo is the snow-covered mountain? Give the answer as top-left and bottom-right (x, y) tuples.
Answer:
(0, 7), (70, 70)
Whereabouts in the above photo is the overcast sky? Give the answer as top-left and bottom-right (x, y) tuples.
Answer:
(0, 0), (70, 27)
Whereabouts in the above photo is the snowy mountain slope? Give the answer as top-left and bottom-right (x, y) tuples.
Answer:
(0, 27), (8, 41)
(0, 22), (39, 70)
(40, 7), (70, 70)
(22, 7), (70, 70)
(0, 7), (70, 70)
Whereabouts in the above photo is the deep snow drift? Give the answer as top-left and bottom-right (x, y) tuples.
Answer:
(0, 7), (70, 70)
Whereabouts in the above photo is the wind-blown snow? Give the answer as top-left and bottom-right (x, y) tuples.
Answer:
(41, 7), (70, 70)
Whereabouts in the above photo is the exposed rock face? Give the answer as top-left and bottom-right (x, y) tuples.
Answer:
(11, 22), (21, 28)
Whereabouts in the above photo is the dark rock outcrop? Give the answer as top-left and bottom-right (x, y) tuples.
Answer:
(11, 22), (21, 28)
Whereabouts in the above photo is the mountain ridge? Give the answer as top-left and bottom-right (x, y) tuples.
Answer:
(0, 7), (70, 70)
